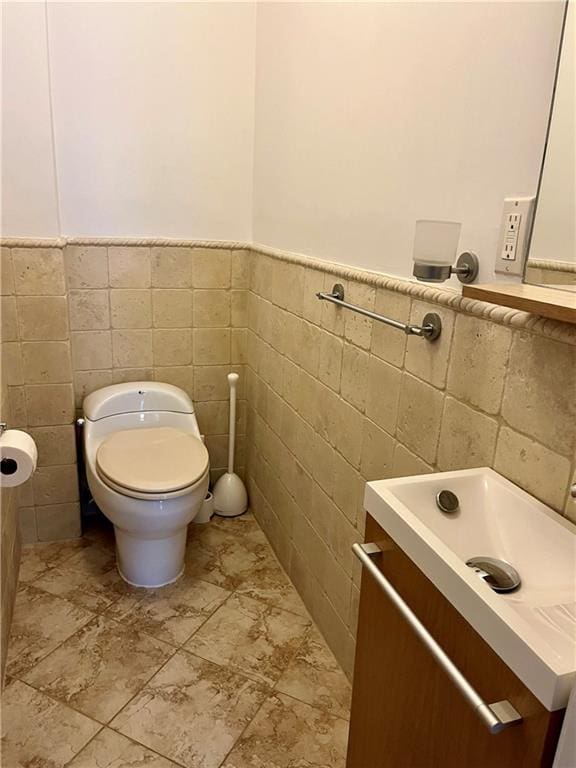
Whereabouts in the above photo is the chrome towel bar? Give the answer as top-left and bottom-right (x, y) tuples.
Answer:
(316, 284), (442, 341)
(353, 542), (523, 735)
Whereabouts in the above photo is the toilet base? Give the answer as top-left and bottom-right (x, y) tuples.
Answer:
(114, 526), (188, 588)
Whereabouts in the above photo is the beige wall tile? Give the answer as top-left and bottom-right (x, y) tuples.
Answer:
(1, 297), (18, 341)
(152, 329), (191, 367)
(405, 301), (455, 388)
(36, 502), (81, 541)
(231, 291), (247, 328)
(333, 398), (363, 469)
(193, 290), (231, 328)
(8, 386), (28, 427)
(231, 329), (247, 364)
(110, 290), (151, 329)
(12, 249), (65, 295)
(344, 282), (374, 350)
(22, 342), (72, 384)
(191, 249), (231, 288)
(447, 314), (512, 415)
(194, 365), (242, 401)
(74, 370), (112, 408)
(1, 343), (23, 386)
(437, 397), (498, 471)
(17, 296), (69, 340)
(340, 345), (369, 412)
(112, 330), (153, 368)
(151, 248), (192, 288)
(318, 331), (342, 392)
(72, 331), (113, 371)
(231, 250), (250, 289)
(69, 291), (109, 331)
(32, 465), (79, 506)
(391, 444), (433, 478)
(502, 332), (576, 456)
(65, 247), (108, 289)
(332, 451), (364, 526)
(301, 268), (325, 326)
(193, 329), (230, 365)
(494, 426), (571, 510)
(153, 366), (193, 396)
(28, 426), (76, 467)
(152, 289), (192, 328)
(360, 418), (395, 481)
(321, 275), (347, 336)
(108, 247), (150, 288)
(1, 248), (14, 295)
(112, 368), (154, 385)
(195, 400), (238, 436)
(365, 356), (401, 435)
(291, 321), (320, 378)
(25, 384), (74, 427)
(371, 289), (410, 367)
(397, 373), (444, 464)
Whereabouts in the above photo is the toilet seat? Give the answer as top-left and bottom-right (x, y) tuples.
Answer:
(96, 426), (209, 500)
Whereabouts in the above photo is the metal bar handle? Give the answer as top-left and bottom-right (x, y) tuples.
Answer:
(353, 542), (523, 735)
(316, 284), (442, 341)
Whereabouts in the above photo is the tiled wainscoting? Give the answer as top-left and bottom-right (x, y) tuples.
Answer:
(2, 241), (576, 683)
(244, 250), (576, 677)
(1, 245), (248, 543)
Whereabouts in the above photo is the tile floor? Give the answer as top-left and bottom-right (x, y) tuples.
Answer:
(2, 513), (351, 768)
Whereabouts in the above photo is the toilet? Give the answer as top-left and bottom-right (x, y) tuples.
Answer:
(82, 382), (210, 588)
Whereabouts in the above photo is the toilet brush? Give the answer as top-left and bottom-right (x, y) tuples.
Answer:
(213, 373), (248, 517)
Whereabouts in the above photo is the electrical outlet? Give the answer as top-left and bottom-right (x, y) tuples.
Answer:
(495, 197), (535, 276)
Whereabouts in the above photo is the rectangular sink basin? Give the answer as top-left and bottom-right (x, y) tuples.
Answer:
(364, 467), (576, 711)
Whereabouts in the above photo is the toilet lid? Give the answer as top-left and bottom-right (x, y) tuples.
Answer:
(96, 427), (209, 494)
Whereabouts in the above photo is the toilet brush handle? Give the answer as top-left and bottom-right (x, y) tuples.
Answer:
(227, 373), (239, 474)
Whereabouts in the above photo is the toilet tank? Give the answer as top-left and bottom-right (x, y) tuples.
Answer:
(84, 382), (194, 421)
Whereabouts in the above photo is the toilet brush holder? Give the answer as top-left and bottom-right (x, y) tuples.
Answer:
(213, 372), (248, 517)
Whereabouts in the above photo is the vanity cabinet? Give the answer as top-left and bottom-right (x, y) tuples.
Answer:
(346, 515), (565, 768)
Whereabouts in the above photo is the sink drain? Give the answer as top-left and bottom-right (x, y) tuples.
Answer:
(465, 557), (521, 593)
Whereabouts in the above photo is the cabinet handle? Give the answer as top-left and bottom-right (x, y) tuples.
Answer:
(353, 542), (523, 734)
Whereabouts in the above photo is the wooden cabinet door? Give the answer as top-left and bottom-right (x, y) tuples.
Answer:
(346, 515), (564, 768)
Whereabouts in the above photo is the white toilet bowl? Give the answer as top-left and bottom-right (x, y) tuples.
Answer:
(83, 382), (210, 587)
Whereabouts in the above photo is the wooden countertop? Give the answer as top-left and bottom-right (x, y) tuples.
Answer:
(462, 283), (576, 325)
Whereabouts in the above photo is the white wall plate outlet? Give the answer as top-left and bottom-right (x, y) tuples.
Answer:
(495, 196), (536, 277)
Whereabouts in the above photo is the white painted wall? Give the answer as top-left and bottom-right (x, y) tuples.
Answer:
(1, 1), (256, 241)
(48, 2), (256, 240)
(1, 2), (60, 237)
(1, 0), (565, 283)
(253, 2), (565, 280)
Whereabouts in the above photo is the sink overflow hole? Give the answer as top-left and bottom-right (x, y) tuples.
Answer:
(436, 490), (460, 514)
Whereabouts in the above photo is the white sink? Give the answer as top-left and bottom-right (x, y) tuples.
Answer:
(364, 467), (576, 711)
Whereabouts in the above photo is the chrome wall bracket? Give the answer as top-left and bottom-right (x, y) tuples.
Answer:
(413, 251), (479, 284)
(316, 284), (442, 342)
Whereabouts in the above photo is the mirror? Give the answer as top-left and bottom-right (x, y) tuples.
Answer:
(525, 0), (575, 291)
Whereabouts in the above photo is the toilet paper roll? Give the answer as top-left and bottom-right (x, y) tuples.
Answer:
(0, 430), (37, 487)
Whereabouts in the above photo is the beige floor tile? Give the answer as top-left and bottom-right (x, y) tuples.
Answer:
(23, 615), (174, 723)
(185, 517), (276, 591)
(68, 728), (180, 767)
(110, 651), (268, 768)
(1, 679), (101, 768)
(275, 629), (352, 719)
(221, 692), (349, 768)
(18, 539), (92, 584)
(7, 586), (94, 677)
(235, 562), (310, 618)
(32, 543), (131, 613)
(106, 573), (231, 646)
(185, 593), (310, 686)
